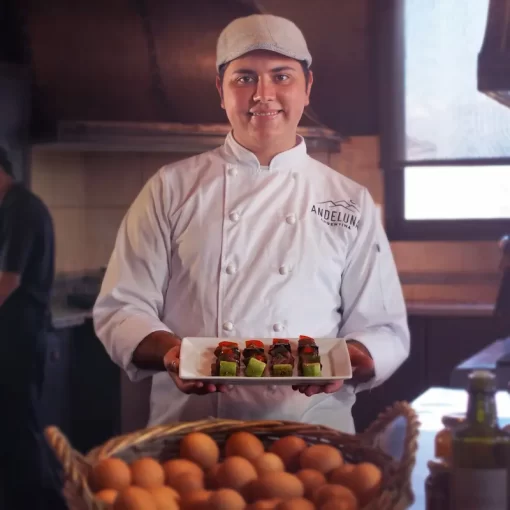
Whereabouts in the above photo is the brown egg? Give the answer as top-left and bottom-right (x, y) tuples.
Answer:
(216, 456), (258, 491)
(172, 472), (205, 495)
(269, 436), (307, 472)
(205, 463), (222, 490)
(242, 479), (259, 504)
(162, 458), (204, 486)
(333, 462), (382, 505)
(300, 445), (343, 474)
(89, 458), (132, 492)
(148, 486), (180, 510)
(180, 490), (212, 510)
(246, 500), (282, 510)
(225, 432), (265, 461)
(209, 488), (246, 510)
(329, 463), (355, 484)
(130, 457), (165, 489)
(148, 485), (179, 501)
(180, 432), (220, 469)
(313, 484), (358, 508)
(253, 453), (285, 475)
(275, 498), (315, 510)
(243, 473), (304, 503)
(95, 489), (119, 504)
(296, 469), (327, 499)
(320, 497), (359, 510)
(113, 486), (157, 510)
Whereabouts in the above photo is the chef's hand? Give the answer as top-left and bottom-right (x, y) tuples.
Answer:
(292, 341), (375, 397)
(164, 345), (233, 395)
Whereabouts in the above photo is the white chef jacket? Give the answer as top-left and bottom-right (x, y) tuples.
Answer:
(93, 132), (410, 433)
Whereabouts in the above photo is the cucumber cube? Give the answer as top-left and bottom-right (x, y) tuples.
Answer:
(245, 357), (267, 377)
(272, 364), (293, 377)
(302, 363), (322, 377)
(219, 360), (237, 377)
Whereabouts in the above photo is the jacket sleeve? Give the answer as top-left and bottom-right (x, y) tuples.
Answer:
(338, 188), (410, 392)
(93, 172), (173, 382)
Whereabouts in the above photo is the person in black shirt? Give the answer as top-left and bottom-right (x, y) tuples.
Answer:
(0, 147), (67, 509)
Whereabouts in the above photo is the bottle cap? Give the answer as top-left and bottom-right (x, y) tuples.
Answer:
(427, 459), (450, 474)
(468, 370), (496, 392)
(441, 412), (465, 429)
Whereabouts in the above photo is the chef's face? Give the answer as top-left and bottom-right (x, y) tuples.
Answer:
(216, 50), (313, 156)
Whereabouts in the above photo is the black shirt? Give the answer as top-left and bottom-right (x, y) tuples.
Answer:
(0, 183), (55, 331)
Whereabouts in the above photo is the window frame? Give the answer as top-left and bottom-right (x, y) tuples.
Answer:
(379, 0), (510, 241)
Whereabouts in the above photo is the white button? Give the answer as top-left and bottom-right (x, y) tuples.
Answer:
(279, 265), (289, 275)
(273, 323), (283, 332)
(228, 167), (238, 177)
(223, 321), (234, 331)
(226, 264), (237, 275)
(286, 214), (296, 225)
(229, 212), (240, 222)
(268, 385), (277, 392)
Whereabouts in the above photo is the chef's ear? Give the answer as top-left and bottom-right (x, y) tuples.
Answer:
(216, 75), (225, 109)
(304, 70), (314, 107)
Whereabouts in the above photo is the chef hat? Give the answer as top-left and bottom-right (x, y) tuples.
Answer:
(216, 14), (312, 71)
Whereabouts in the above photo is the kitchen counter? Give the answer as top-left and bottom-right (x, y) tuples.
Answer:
(50, 300), (495, 330)
(52, 301), (494, 329)
(51, 304), (92, 329)
(406, 301), (494, 317)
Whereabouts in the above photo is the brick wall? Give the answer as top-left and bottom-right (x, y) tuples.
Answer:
(30, 137), (501, 303)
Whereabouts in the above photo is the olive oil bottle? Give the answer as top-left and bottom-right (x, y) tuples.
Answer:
(450, 370), (510, 510)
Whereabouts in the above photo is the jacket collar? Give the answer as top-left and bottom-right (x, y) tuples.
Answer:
(221, 131), (308, 171)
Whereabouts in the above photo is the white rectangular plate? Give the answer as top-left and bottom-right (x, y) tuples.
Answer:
(179, 337), (352, 385)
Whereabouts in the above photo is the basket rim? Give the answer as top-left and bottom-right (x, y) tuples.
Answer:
(45, 402), (420, 510)
(87, 418), (366, 460)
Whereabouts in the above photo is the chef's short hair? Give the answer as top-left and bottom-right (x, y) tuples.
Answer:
(0, 147), (13, 176)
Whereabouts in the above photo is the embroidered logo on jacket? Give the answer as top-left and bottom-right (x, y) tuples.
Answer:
(311, 200), (360, 229)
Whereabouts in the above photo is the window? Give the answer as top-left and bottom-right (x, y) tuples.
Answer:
(405, 166), (510, 220)
(380, 0), (510, 240)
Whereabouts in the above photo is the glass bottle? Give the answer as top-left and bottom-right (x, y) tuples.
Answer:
(425, 413), (463, 510)
(435, 413), (465, 462)
(425, 460), (450, 510)
(450, 370), (510, 510)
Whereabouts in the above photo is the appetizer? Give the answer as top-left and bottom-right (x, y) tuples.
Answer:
(211, 341), (241, 376)
(242, 340), (268, 377)
(269, 338), (295, 377)
(298, 335), (322, 377)
(214, 341), (240, 358)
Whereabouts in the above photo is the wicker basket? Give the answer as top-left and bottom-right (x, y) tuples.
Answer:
(45, 401), (420, 510)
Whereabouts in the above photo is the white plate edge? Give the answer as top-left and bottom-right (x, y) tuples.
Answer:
(179, 337), (353, 381)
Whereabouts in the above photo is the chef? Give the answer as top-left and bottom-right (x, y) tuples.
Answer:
(93, 14), (410, 433)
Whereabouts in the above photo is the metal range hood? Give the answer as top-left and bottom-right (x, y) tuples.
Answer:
(16, 0), (343, 153)
(39, 121), (342, 154)
(478, 0), (510, 108)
